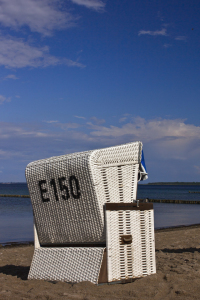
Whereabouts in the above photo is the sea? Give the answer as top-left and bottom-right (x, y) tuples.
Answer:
(0, 183), (200, 244)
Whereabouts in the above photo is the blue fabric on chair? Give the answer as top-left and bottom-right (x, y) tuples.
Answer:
(139, 150), (148, 181)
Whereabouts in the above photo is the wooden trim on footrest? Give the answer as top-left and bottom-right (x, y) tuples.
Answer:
(98, 249), (108, 284)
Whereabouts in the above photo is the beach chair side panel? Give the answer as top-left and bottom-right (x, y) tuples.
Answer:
(90, 142), (142, 211)
(105, 203), (156, 282)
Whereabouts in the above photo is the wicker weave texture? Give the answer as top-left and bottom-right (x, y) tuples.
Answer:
(106, 209), (156, 282)
(89, 141), (142, 221)
(26, 142), (142, 245)
(26, 151), (105, 245)
(90, 142), (142, 167)
(91, 164), (139, 218)
(28, 247), (105, 284)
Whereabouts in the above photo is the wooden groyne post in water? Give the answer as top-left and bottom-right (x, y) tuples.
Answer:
(0, 194), (199, 204)
(147, 199), (200, 204)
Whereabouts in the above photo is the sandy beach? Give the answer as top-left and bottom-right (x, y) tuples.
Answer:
(1, 225), (200, 300)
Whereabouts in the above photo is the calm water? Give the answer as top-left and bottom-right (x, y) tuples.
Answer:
(0, 183), (29, 195)
(137, 184), (200, 201)
(0, 183), (200, 243)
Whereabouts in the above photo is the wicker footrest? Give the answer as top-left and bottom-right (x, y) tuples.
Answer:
(28, 247), (106, 284)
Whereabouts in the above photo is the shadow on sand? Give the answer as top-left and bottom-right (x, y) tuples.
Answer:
(0, 265), (30, 280)
(156, 247), (200, 254)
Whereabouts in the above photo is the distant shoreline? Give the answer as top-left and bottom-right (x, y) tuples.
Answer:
(140, 182), (200, 185)
(0, 182), (27, 184)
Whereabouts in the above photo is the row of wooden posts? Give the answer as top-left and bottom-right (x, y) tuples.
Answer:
(0, 194), (199, 204)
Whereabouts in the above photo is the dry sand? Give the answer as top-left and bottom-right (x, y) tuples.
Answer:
(1, 225), (200, 300)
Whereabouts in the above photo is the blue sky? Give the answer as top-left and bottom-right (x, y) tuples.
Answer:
(0, 0), (200, 182)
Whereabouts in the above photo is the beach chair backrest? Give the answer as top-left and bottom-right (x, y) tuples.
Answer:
(26, 141), (143, 246)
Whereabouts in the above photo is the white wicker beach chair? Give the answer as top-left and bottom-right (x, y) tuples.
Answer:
(26, 141), (156, 284)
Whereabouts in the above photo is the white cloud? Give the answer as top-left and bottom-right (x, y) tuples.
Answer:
(70, 0), (105, 11)
(0, 122), (50, 139)
(119, 117), (127, 123)
(163, 43), (172, 48)
(194, 166), (200, 174)
(175, 36), (187, 41)
(74, 119), (200, 180)
(0, 117), (200, 181)
(1, 118), (200, 154)
(44, 121), (80, 130)
(64, 59), (85, 68)
(0, 36), (85, 68)
(138, 28), (167, 36)
(0, 0), (76, 36)
(0, 95), (6, 104)
(87, 117), (200, 159)
(74, 115), (86, 119)
(4, 74), (19, 80)
(89, 117), (200, 140)
(0, 94), (11, 104)
(157, 11), (164, 22)
(57, 122), (80, 129)
(0, 149), (22, 159)
(44, 120), (59, 124)
(90, 116), (105, 125)
(0, 121), (91, 162)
